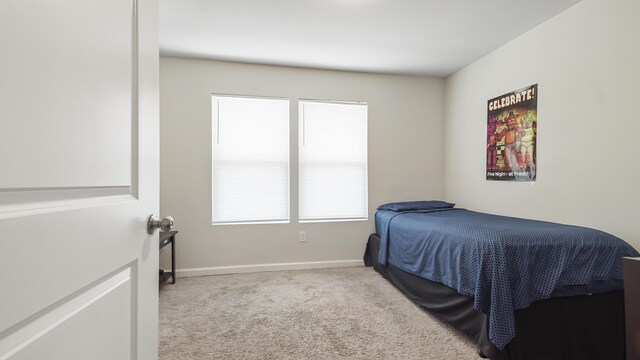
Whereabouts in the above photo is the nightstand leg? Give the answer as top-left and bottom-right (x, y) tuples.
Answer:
(171, 235), (176, 284)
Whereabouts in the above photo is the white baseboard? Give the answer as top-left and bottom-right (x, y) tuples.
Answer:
(176, 259), (364, 277)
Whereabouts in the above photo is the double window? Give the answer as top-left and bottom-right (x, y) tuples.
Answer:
(211, 95), (367, 224)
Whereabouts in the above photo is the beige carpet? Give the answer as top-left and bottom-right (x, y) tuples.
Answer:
(159, 267), (479, 359)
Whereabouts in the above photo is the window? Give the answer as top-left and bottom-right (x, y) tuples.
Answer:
(211, 95), (289, 224)
(298, 100), (368, 222)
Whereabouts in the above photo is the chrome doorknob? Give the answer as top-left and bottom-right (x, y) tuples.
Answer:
(147, 215), (174, 234)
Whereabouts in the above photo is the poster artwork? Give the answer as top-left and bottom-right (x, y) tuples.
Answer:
(486, 84), (538, 181)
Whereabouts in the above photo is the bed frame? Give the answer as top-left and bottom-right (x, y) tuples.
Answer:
(364, 233), (626, 360)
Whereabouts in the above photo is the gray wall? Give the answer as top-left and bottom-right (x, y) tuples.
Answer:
(160, 57), (445, 274)
(444, 0), (640, 249)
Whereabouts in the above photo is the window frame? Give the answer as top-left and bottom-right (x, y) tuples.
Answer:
(297, 98), (369, 223)
(211, 93), (291, 225)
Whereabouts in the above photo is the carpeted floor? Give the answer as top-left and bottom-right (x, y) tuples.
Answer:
(159, 267), (479, 359)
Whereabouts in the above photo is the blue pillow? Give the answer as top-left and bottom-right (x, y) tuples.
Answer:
(377, 200), (455, 212)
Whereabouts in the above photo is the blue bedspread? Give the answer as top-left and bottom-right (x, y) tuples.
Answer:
(375, 208), (639, 350)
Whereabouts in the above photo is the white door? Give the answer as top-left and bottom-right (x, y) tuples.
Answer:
(0, 0), (159, 359)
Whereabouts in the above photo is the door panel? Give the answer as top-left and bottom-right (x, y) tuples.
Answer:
(0, 0), (133, 190)
(0, 0), (158, 358)
(0, 205), (140, 336)
(1, 268), (132, 360)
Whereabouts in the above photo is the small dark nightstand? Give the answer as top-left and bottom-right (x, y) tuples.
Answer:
(159, 230), (177, 289)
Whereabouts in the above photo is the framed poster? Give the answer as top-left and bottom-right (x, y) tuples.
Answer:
(486, 84), (537, 181)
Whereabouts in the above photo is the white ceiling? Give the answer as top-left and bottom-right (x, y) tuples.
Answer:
(159, 0), (581, 77)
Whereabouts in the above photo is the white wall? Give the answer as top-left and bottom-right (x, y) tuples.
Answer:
(160, 57), (445, 274)
(445, 0), (640, 248)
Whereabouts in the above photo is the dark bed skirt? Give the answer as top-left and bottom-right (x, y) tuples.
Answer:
(364, 233), (626, 360)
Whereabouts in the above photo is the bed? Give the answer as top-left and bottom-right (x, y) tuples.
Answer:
(364, 201), (639, 359)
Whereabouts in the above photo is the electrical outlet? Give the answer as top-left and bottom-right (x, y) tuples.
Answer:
(299, 231), (307, 242)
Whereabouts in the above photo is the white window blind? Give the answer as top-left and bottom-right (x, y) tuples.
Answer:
(212, 95), (289, 224)
(299, 100), (368, 222)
